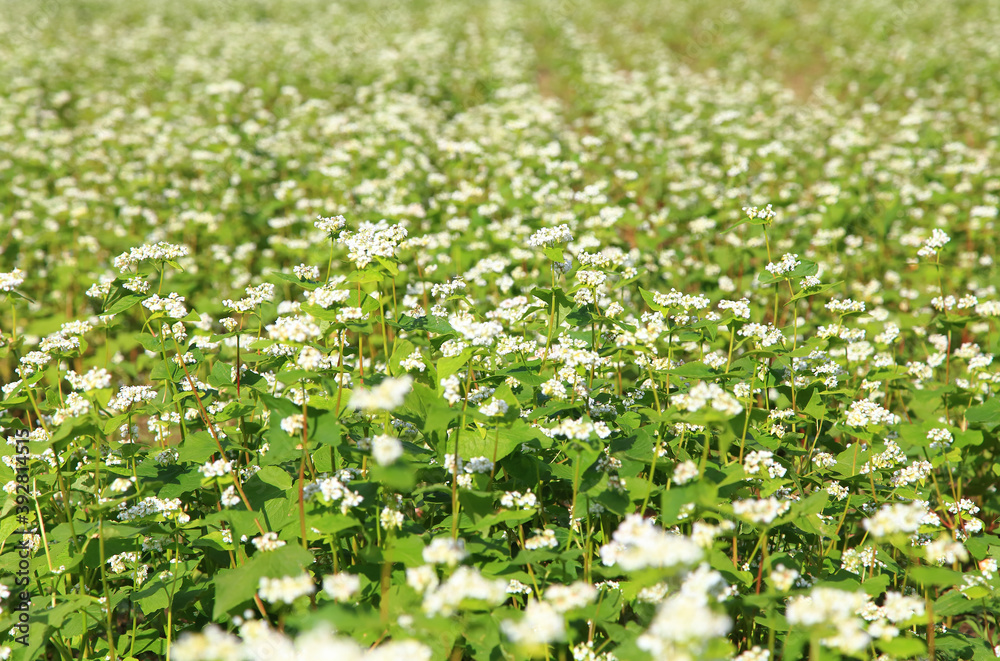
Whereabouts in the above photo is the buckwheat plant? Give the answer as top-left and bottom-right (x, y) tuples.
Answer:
(1, 1), (1000, 660)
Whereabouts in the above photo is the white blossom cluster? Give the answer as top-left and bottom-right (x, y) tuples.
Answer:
(718, 297), (751, 319)
(315, 214), (347, 234)
(335, 220), (408, 269)
(421, 537), (468, 566)
(764, 253), (801, 277)
(599, 514), (703, 570)
(322, 572), (361, 602)
(0, 268), (25, 292)
(743, 450), (786, 479)
(738, 323), (785, 347)
(862, 501), (935, 537)
(303, 474), (364, 515)
(652, 289), (710, 310)
(526, 224), (573, 248)
(118, 496), (187, 523)
(107, 385), (158, 411)
(172, 622), (431, 661)
(251, 532), (286, 552)
(419, 566), (507, 616)
(742, 204), (776, 222)
(258, 572), (315, 604)
(525, 529), (559, 550)
(674, 381), (743, 416)
(223, 282), (276, 313)
(500, 489), (537, 509)
(266, 314), (321, 343)
(732, 497), (791, 524)
(349, 375), (413, 411)
(198, 458), (233, 479)
(113, 242), (190, 272)
(637, 565), (732, 660)
(845, 399), (900, 427)
(917, 228), (951, 258)
(371, 434), (403, 465)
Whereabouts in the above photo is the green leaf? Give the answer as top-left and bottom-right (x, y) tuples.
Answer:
(388, 338), (417, 376)
(965, 397), (1000, 429)
(788, 280), (844, 303)
(437, 349), (472, 383)
(667, 362), (717, 379)
(208, 361), (235, 389)
(398, 382), (456, 451)
(253, 465), (294, 491)
(457, 420), (543, 463)
(530, 287), (574, 317)
(910, 565), (964, 587)
(370, 461), (417, 491)
(877, 636), (927, 658)
(953, 429), (983, 448)
(104, 293), (147, 316)
(638, 287), (668, 314)
(542, 246), (565, 262)
(386, 534), (425, 566)
(388, 314), (456, 336)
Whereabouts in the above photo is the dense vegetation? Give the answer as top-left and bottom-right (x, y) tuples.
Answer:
(2, 1), (1000, 659)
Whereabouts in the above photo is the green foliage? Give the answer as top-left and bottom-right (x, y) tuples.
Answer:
(1, 0), (1000, 660)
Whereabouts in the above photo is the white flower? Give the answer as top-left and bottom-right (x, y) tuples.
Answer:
(862, 501), (932, 537)
(371, 434), (403, 465)
(293, 263), (320, 281)
(599, 515), (702, 570)
(315, 215), (347, 234)
(252, 532), (286, 552)
(0, 268), (26, 292)
(673, 460), (698, 485)
(925, 536), (969, 565)
(380, 507), (404, 530)
(221, 486), (241, 507)
(421, 566), (507, 616)
(479, 397), (509, 417)
(406, 565), (439, 594)
(336, 220), (408, 269)
(109, 477), (135, 493)
(349, 375), (413, 411)
(742, 204), (775, 222)
(198, 458), (233, 479)
(113, 242), (189, 272)
(845, 399), (900, 427)
(65, 367), (112, 392)
(107, 385), (158, 411)
(422, 538), (467, 566)
(501, 600), (565, 645)
(770, 564), (799, 592)
(544, 581), (597, 613)
(765, 253), (801, 277)
(526, 224), (573, 248)
(258, 573), (315, 604)
(267, 315), (321, 343)
(637, 586), (731, 659)
(280, 414), (305, 436)
(917, 228), (950, 258)
(732, 497), (790, 525)
(323, 573), (361, 602)
(525, 529), (559, 550)
(500, 490), (537, 509)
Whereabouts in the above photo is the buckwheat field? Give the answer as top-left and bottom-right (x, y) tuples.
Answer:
(2, 1), (1000, 660)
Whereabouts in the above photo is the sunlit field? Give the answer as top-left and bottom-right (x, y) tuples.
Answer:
(2, 1), (1000, 659)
